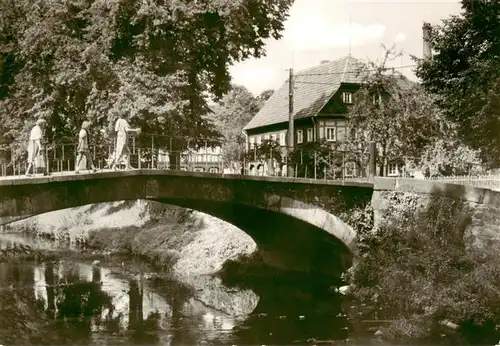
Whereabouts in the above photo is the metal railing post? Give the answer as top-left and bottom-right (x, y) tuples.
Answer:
(314, 151), (317, 179)
(138, 148), (142, 169)
(151, 135), (154, 169)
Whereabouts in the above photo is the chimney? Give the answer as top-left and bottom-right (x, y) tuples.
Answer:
(422, 22), (432, 58)
(320, 60), (330, 64)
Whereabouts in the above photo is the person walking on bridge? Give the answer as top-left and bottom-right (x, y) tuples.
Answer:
(25, 118), (46, 176)
(110, 113), (141, 171)
(75, 120), (97, 174)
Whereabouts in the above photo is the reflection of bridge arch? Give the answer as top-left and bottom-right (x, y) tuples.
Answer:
(0, 170), (374, 276)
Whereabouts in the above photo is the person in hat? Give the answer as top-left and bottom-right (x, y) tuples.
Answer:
(110, 113), (140, 171)
(75, 120), (97, 174)
(25, 118), (46, 176)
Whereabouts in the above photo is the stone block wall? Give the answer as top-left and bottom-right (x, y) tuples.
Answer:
(371, 178), (500, 260)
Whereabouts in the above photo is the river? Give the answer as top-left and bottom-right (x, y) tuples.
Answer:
(0, 233), (459, 345)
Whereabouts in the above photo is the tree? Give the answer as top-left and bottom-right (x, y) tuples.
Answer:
(418, 138), (481, 177)
(288, 140), (340, 179)
(0, 0), (293, 161)
(245, 139), (282, 174)
(209, 85), (274, 168)
(414, 0), (500, 167)
(348, 48), (454, 176)
(209, 84), (260, 164)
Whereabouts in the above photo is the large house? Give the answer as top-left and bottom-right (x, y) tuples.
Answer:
(243, 55), (373, 177)
(244, 55), (366, 147)
(242, 55), (419, 178)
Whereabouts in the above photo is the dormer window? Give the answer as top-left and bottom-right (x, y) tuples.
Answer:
(342, 92), (352, 104)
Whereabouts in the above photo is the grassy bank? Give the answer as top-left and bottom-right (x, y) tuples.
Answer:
(346, 193), (500, 344)
(5, 201), (257, 278)
(83, 202), (257, 277)
(85, 205), (206, 270)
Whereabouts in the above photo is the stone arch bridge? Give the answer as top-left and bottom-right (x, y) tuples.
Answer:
(1, 171), (499, 277)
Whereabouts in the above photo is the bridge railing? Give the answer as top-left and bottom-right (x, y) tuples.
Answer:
(0, 134), (372, 183)
(425, 174), (500, 191)
(5, 134), (499, 190)
(0, 143), (227, 176)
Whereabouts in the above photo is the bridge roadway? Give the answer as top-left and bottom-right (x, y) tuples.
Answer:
(0, 168), (372, 186)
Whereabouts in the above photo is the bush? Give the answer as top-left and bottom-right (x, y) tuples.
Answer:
(346, 191), (500, 344)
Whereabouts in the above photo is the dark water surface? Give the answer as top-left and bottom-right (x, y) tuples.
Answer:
(0, 233), (451, 345)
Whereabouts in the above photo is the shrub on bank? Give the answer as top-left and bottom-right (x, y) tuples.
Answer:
(346, 192), (500, 344)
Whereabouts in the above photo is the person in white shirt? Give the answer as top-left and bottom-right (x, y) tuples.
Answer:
(110, 114), (140, 170)
(75, 121), (97, 174)
(25, 118), (46, 176)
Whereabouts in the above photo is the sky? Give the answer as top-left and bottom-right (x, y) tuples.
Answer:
(229, 0), (464, 96)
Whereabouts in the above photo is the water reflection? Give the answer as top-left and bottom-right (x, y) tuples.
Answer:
(215, 279), (350, 345)
(0, 256), (253, 345)
(0, 230), (371, 346)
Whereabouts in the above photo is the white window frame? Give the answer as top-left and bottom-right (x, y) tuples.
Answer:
(297, 129), (303, 144)
(271, 133), (277, 142)
(249, 137), (255, 149)
(279, 132), (286, 146)
(342, 92), (352, 104)
(264, 134), (270, 140)
(388, 163), (398, 176)
(256, 136), (262, 145)
(307, 128), (314, 142)
(325, 127), (336, 142)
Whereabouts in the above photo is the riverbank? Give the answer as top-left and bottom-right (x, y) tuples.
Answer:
(347, 192), (500, 345)
(5, 200), (257, 279)
(85, 203), (257, 278)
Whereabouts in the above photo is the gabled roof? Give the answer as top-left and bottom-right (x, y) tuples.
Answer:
(243, 55), (368, 132)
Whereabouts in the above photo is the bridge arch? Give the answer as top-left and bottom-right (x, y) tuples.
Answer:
(0, 171), (373, 276)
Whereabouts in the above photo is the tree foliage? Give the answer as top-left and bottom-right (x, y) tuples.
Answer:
(418, 138), (481, 177)
(288, 140), (342, 179)
(210, 85), (259, 162)
(245, 139), (282, 164)
(0, 0), (292, 158)
(349, 48), (473, 176)
(347, 192), (500, 343)
(414, 0), (500, 167)
(209, 85), (274, 164)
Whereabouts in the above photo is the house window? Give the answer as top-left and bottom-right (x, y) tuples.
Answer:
(249, 137), (255, 149)
(388, 163), (398, 176)
(307, 128), (314, 142)
(342, 92), (352, 104)
(264, 134), (270, 141)
(325, 127), (336, 142)
(256, 136), (262, 145)
(208, 167), (219, 173)
(279, 132), (286, 146)
(297, 130), (303, 144)
(271, 133), (277, 142)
